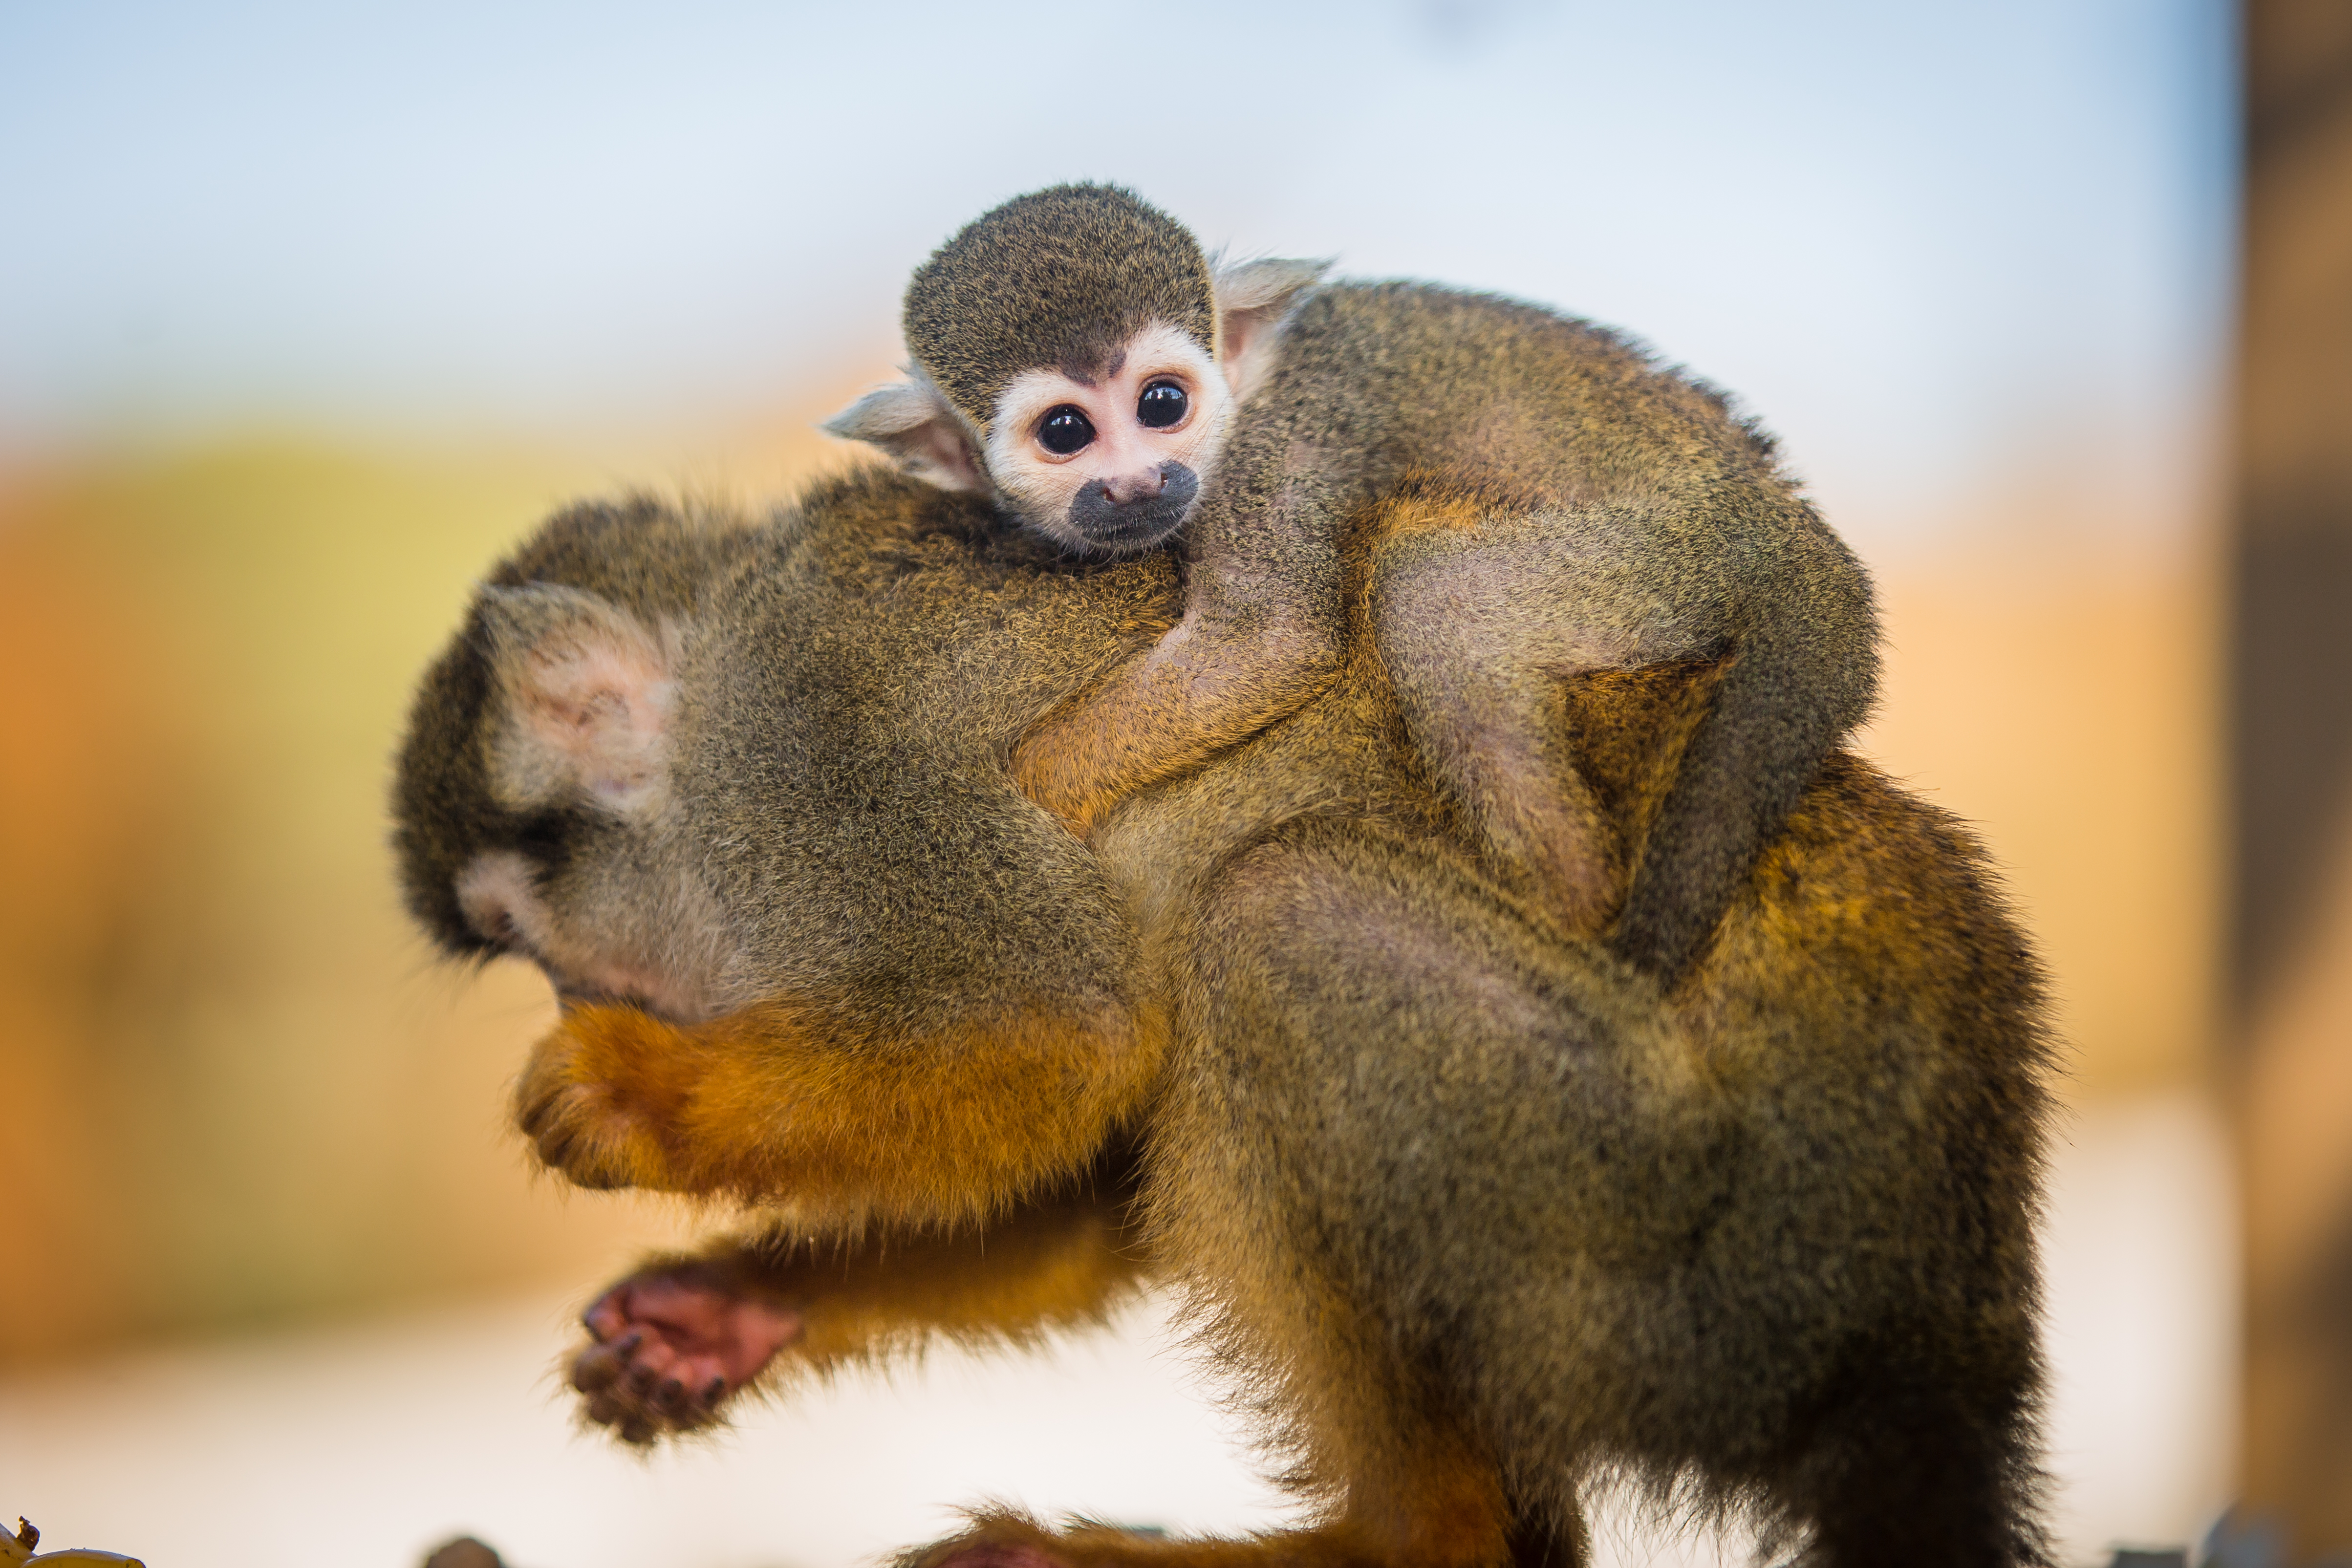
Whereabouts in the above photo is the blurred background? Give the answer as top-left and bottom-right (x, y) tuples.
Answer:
(1, 1), (2342, 1564)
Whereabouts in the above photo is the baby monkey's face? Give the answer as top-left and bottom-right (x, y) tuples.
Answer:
(983, 321), (1233, 556)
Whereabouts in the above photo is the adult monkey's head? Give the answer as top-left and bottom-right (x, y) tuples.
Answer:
(825, 183), (1325, 555)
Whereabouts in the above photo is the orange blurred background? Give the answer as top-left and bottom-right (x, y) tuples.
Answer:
(7, 2), (2339, 1565)
(0, 410), (842, 1355)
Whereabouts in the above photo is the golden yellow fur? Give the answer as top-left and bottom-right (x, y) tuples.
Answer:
(518, 999), (1165, 1228)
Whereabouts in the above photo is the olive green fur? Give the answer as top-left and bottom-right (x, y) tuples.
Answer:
(904, 184), (1216, 431)
(1194, 277), (1877, 984)
(677, 467), (1177, 1028)
(398, 468), (1177, 1036)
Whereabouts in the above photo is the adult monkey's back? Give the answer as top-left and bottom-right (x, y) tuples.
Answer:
(391, 470), (2055, 1568)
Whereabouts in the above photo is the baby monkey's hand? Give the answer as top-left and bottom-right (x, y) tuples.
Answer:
(569, 1259), (806, 1444)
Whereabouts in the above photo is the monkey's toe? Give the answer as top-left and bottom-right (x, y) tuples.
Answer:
(572, 1343), (728, 1442)
(570, 1336), (627, 1393)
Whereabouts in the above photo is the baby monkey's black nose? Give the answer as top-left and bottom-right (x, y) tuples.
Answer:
(1065, 462), (1200, 554)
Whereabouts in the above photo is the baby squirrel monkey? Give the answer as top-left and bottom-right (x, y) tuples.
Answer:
(828, 184), (1877, 981)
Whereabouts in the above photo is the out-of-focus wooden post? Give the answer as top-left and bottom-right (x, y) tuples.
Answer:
(2233, 1), (2352, 1556)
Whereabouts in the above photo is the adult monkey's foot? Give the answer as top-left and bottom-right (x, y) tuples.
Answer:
(904, 1509), (1400, 1568)
(569, 1258), (805, 1443)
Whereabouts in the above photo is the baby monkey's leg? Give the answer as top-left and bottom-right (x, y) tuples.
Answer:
(1374, 500), (1877, 986)
(1367, 512), (1665, 944)
(571, 1169), (1150, 1444)
(1369, 498), (1838, 972)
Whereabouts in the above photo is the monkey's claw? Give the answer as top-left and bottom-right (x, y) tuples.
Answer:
(567, 1261), (805, 1444)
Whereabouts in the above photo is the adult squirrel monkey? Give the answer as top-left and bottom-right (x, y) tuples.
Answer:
(393, 471), (2055, 1568)
(826, 184), (1877, 983)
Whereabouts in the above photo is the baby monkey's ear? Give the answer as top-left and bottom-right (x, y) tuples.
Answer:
(1213, 257), (1331, 403)
(479, 583), (679, 819)
(821, 372), (988, 494)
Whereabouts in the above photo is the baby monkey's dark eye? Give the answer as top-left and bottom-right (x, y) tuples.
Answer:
(1137, 380), (1189, 429)
(1038, 405), (1096, 455)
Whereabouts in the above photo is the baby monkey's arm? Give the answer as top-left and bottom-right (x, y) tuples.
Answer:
(572, 1170), (1152, 1444)
(1012, 456), (1352, 833)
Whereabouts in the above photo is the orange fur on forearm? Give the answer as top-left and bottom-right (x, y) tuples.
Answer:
(520, 999), (1165, 1227)
(767, 1200), (1151, 1371)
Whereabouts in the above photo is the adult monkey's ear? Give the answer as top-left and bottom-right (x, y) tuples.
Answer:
(479, 583), (679, 819)
(1212, 257), (1331, 403)
(821, 371), (989, 493)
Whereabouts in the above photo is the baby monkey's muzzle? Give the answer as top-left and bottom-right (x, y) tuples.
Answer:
(1064, 462), (1199, 555)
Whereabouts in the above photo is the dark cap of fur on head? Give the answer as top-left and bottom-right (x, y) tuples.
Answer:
(903, 184), (1215, 432)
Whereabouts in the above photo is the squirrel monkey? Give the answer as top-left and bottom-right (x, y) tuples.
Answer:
(393, 475), (2054, 1568)
(825, 184), (1877, 982)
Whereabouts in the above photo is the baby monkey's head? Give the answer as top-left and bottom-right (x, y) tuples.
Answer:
(826, 183), (1325, 556)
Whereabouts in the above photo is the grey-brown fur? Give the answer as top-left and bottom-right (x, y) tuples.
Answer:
(676, 468), (1174, 1029)
(392, 471), (2051, 1566)
(1249, 282), (1879, 982)
(905, 185), (1216, 432)
(395, 470), (1176, 1036)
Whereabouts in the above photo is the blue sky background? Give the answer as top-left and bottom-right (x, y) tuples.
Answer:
(0, 0), (2234, 550)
